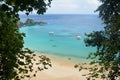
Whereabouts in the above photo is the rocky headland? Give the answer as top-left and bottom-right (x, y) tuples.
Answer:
(18, 18), (47, 27)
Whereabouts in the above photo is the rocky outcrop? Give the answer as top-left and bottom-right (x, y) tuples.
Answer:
(18, 18), (47, 27)
(24, 18), (35, 26)
(38, 21), (47, 25)
(17, 21), (24, 27)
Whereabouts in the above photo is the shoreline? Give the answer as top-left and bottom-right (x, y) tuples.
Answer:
(35, 51), (91, 63)
(24, 52), (94, 80)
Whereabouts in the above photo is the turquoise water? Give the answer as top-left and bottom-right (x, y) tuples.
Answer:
(20, 14), (103, 59)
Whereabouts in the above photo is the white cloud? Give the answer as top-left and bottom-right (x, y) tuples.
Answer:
(46, 0), (79, 14)
(46, 0), (101, 14)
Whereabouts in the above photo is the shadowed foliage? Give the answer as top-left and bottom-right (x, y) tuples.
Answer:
(0, 0), (52, 80)
(75, 0), (120, 80)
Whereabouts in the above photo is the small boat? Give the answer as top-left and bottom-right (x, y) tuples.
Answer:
(48, 31), (54, 35)
(76, 35), (81, 40)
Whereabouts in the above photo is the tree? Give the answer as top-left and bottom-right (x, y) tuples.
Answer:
(75, 0), (120, 80)
(0, 0), (52, 80)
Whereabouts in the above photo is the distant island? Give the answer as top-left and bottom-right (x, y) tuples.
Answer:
(18, 18), (47, 27)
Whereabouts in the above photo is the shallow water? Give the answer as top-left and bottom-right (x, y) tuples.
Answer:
(20, 14), (103, 59)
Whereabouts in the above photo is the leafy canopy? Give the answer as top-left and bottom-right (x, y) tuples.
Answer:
(75, 0), (120, 80)
(0, 0), (52, 80)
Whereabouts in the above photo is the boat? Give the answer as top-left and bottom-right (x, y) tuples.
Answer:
(48, 31), (54, 35)
(76, 35), (81, 40)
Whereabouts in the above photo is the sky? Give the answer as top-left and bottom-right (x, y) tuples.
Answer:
(45, 0), (101, 14)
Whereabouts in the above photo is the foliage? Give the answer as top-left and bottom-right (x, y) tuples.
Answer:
(0, 0), (52, 80)
(75, 0), (120, 80)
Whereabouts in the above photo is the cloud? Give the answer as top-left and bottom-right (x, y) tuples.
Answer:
(46, 0), (79, 14)
(46, 0), (101, 14)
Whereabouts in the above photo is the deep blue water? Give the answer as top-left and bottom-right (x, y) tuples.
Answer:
(19, 14), (104, 59)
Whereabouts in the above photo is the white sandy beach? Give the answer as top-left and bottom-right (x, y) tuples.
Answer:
(23, 52), (101, 80)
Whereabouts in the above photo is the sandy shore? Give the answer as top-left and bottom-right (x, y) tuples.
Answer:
(23, 52), (97, 80)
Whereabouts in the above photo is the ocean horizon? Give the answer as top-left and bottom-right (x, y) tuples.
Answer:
(19, 14), (104, 60)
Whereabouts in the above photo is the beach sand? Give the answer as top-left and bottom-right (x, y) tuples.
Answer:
(24, 52), (99, 80)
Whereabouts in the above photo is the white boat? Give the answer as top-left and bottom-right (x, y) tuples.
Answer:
(76, 35), (81, 40)
(48, 31), (54, 35)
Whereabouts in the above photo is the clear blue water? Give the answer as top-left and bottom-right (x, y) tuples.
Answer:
(19, 14), (103, 59)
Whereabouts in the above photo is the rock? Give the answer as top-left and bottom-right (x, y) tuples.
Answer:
(24, 18), (35, 26)
(18, 18), (47, 27)
(52, 45), (56, 47)
(38, 21), (47, 25)
(17, 21), (24, 27)
(68, 58), (71, 60)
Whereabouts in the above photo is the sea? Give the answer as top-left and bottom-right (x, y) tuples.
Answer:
(19, 14), (104, 60)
